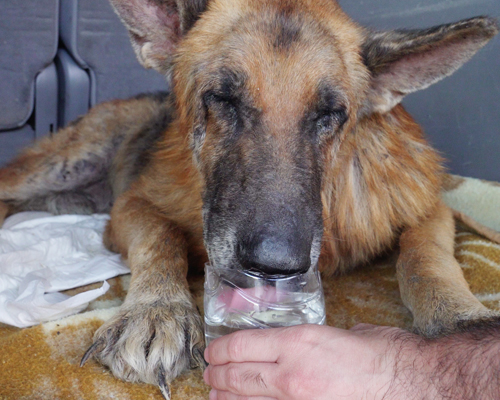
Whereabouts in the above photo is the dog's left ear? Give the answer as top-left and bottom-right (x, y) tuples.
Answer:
(109, 0), (208, 75)
(362, 16), (498, 115)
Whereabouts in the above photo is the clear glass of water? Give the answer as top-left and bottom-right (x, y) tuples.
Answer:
(204, 264), (326, 345)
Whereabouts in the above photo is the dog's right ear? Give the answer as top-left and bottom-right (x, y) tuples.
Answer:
(109, 0), (208, 75)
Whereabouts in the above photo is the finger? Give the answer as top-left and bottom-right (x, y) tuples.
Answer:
(210, 389), (277, 400)
(349, 323), (378, 332)
(204, 362), (279, 398)
(205, 328), (288, 365)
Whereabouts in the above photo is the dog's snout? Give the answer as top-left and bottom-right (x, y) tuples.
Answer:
(238, 232), (312, 275)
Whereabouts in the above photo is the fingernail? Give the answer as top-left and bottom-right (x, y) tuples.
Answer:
(209, 389), (218, 400)
(204, 347), (210, 364)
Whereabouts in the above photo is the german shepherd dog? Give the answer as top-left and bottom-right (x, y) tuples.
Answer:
(0, 0), (498, 395)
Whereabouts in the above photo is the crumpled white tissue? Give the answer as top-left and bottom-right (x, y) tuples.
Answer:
(0, 212), (130, 328)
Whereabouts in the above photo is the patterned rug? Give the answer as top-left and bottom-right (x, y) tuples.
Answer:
(1, 174), (500, 400)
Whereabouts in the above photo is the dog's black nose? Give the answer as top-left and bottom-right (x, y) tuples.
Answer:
(237, 233), (311, 276)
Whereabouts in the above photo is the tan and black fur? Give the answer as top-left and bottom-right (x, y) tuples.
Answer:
(0, 0), (498, 396)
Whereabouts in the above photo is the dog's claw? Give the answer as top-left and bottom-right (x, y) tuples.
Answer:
(158, 365), (171, 400)
(80, 338), (104, 367)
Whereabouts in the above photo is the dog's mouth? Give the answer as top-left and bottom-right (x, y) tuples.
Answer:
(203, 206), (324, 278)
(205, 257), (323, 295)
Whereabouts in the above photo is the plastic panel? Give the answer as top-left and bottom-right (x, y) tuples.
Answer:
(35, 62), (59, 138)
(55, 49), (91, 128)
(0, 0), (59, 131)
(0, 126), (36, 167)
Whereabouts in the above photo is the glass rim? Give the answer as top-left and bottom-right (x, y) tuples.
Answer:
(204, 263), (319, 282)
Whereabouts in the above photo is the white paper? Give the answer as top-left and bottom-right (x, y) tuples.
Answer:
(0, 212), (130, 327)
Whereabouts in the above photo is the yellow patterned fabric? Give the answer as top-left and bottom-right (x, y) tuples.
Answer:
(1, 175), (500, 399)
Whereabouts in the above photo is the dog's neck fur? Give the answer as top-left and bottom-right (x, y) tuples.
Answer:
(320, 105), (443, 272)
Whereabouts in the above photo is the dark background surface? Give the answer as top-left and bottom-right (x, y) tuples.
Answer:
(339, 0), (500, 181)
(0, 0), (499, 180)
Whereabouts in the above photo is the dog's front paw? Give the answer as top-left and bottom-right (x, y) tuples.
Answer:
(81, 301), (205, 398)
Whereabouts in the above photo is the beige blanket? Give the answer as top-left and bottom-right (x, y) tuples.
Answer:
(1, 174), (500, 400)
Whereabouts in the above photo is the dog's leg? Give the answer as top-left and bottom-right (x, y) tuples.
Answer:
(81, 191), (205, 395)
(0, 95), (169, 216)
(0, 113), (117, 202)
(0, 105), (123, 218)
(396, 200), (498, 337)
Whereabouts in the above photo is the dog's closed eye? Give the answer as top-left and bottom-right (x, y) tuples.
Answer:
(314, 108), (348, 133)
(203, 90), (241, 133)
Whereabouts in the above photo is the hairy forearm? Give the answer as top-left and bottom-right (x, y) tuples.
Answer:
(385, 319), (500, 400)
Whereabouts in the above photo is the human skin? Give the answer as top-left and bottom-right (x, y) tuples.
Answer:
(203, 322), (500, 400)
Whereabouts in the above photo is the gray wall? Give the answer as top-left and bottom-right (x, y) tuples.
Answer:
(339, 0), (500, 181)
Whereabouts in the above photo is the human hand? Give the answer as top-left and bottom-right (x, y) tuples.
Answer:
(203, 323), (415, 400)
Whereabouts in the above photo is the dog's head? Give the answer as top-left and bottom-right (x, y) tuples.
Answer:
(110, 0), (498, 275)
